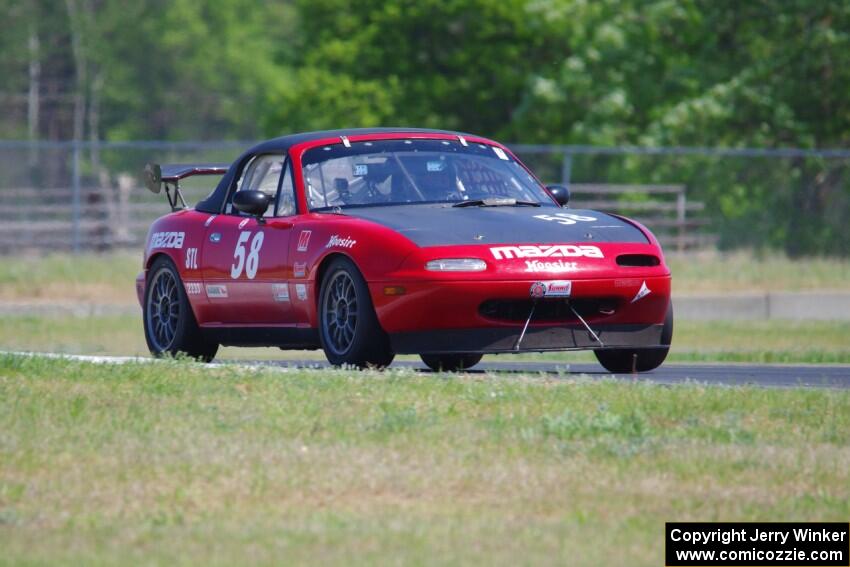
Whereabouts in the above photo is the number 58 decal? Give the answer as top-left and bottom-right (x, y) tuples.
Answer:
(231, 231), (264, 279)
(533, 213), (597, 226)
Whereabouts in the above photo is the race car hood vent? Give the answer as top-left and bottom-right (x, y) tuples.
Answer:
(344, 204), (649, 247)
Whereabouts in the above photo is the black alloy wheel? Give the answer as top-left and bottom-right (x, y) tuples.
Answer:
(318, 257), (395, 368)
(143, 256), (218, 362)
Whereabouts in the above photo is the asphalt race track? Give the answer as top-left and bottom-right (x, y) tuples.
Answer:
(255, 359), (850, 389)
(4, 352), (849, 389)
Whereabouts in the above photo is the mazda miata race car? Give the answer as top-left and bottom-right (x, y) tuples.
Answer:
(138, 128), (672, 372)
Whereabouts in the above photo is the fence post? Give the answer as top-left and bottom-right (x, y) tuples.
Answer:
(676, 188), (686, 253)
(71, 140), (81, 253)
(560, 151), (572, 190)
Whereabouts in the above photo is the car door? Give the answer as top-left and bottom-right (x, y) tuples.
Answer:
(200, 154), (293, 325)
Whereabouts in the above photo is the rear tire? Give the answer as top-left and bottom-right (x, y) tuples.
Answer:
(318, 257), (395, 368)
(143, 256), (218, 362)
(420, 353), (483, 372)
(594, 303), (673, 373)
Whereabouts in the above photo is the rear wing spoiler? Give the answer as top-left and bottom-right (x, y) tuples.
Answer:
(143, 162), (229, 211)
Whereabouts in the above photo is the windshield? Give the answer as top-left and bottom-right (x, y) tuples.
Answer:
(302, 139), (556, 210)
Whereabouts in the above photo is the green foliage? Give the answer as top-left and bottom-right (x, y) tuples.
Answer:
(91, 0), (296, 140)
(2, 1), (850, 253)
(263, 0), (569, 136)
(5, 1), (850, 146)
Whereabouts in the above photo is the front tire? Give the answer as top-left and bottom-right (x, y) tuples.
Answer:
(594, 303), (673, 373)
(318, 257), (395, 368)
(143, 256), (218, 362)
(420, 353), (483, 372)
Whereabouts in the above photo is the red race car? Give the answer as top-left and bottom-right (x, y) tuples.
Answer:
(138, 128), (672, 372)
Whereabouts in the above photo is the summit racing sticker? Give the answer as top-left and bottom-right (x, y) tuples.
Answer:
(530, 280), (572, 299)
(490, 244), (603, 260)
(150, 231), (185, 249)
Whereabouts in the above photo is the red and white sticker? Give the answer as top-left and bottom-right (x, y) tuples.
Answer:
(293, 262), (307, 278)
(530, 280), (572, 298)
(297, 230), (312, 252)
(295, 283), (307, 301)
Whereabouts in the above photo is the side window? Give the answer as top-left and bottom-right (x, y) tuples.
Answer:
(276, 160), (297, 217)
(228, 154), (285, 217)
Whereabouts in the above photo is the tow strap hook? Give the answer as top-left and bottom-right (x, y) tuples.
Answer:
(515, 283), (605, 351)
(569, 302), (604, 347)
(514, 298), (538, 351)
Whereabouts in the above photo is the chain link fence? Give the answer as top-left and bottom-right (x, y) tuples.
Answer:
(1, 140), (848, 256)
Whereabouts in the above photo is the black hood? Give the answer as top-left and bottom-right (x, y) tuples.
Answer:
(346, 204), (649, 247)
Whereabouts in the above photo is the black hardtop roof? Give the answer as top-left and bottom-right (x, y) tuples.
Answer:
(246, 127), (479, 154)
(196, 128), (484, 213)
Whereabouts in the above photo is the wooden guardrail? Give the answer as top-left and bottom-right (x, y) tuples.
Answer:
(0, 184), (158, 252)
(569, 184), (716, 252)
(0, 183), (716, 253)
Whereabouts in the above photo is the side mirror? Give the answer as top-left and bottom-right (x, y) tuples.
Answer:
(546, 184), (570, 207)
(233, 190), (270, 218)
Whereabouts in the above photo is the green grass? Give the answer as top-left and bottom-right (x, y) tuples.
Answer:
(1, 314), (848, 364)
(515, 319), (850, 364)
(0, 252), (140, 304)
(667, 250), (850, 294)
(1, 253), (846, 565)
(0, 355), (848, 566)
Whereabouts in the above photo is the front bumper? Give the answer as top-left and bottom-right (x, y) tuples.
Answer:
(390, 323), (665, 354)
(370, 275), (671, 354)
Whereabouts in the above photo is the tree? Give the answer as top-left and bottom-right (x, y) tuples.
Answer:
(262, 0), (570, 137)
(1, 0), (849, 254)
